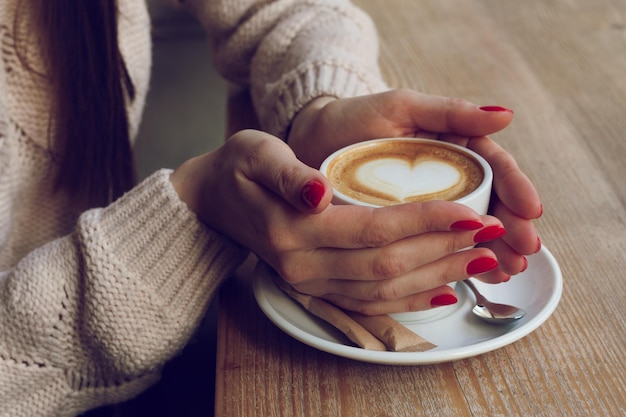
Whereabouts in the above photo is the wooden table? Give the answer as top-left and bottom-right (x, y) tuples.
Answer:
(215, 1), (626, 416)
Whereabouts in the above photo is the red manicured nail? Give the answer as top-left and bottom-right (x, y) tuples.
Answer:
(479, 105), (513, 113)
(520, 256), (529, 273)
(467, 257), (499, 275)
(473, 225), (506, 243)
(430, 293), (458, 307)
(301, 180), (325, 208)
(450, 220), (484, 231)
(536, 237), (542, 253)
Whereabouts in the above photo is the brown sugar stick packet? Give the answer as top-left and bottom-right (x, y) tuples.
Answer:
(273, 277), (387, 351)
(346, 311), (437, 352)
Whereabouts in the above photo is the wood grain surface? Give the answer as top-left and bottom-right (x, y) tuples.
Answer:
(215, 1), (626, 416)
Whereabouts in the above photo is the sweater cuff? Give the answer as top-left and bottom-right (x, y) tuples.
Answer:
(77, 169), (249, 339)
(253, 62), (389, 139)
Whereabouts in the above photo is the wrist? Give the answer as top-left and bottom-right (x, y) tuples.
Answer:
(170, 153), (210, 216)
(288, 96), (337, 167)
(299, 96), (337, 114)
(290, 97), (336, 139)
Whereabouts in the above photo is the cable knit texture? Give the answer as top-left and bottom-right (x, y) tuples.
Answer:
(0, 1), (386, 416)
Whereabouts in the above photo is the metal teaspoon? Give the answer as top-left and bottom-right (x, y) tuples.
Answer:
(462, 279), (527, 324)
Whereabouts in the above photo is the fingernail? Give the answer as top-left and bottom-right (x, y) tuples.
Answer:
(520, 256), (529, 273)
(538, 203), (544, 218)
(473, 225), (506, 243)
(467, 257), (499, 275)
(430, 293), (458, 307)
(450, 220), (484, 231)
(301, 180), (325, 208)
(480, 105), (514, 113)
(535, 237), (542, 253)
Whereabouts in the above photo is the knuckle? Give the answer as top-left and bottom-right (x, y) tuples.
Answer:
(238, 135), (282, 168)
(385, 88), (414, 102)
(261, 236), (307, 280)
(442, 96), (469, 126)
(249, 137), (275, 159)
(427, 263), (455, 287)
(275, 165), (301, 195)
(446, 234), (469, 254)
(442, 96), (468, 109)
(404, 298), (426, 313)
(419, 201), (456, 230)
(263, 227), (294, 252)
(372, 280), (403, 302)
(237, 142), (264, 170)
(491, 150), (519, 180)
(358, 228), (392, 248)
(353, 304), (383, 316)
(274, 259), (311, 284)
(376, 89), (417, 124)
(355, 212), (393, 247)
(371, 249), (410, 280)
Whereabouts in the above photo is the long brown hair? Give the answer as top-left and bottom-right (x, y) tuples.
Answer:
(23, 0), (136, 208)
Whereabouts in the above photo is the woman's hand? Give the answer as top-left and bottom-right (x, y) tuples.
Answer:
(171, 129), (507, 315)
(288, 90), (542, 282)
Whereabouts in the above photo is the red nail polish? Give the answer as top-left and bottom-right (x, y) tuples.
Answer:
(473, 225), (506, 243)
(536, 237), (542, 253)
(520, 256), (529, 273)
(430, 293), (458, 307)
(450, 220), (484, 231)
(302, 180), (325, 208)
(467, 257), (499, 275)
(479, 105), (513, 113)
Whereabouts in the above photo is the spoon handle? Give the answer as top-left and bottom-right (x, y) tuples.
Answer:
(462, 279), (487, 304)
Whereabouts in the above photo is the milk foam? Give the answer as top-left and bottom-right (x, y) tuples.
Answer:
(325, 139), (484, 206)
(356, 159), (461, 201)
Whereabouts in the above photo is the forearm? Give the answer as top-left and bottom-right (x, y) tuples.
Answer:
(180, 0), (388, 138)
(0, 169), (248, 415)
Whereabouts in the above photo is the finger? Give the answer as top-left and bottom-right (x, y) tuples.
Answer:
(316, 247), (499, 311)
(371, 90), (514, 137)
(233, 129), (333, 213)
(467, 136), (542, 219)
(489, 199), (541, 255)
(323, 285), (458, 316)
(292, 216), (503, 283)
(305, 200), (485, 248)
(474, 267), (513, 285)
(478, 238), (529, 276)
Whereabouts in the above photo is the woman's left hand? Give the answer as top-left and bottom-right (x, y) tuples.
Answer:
(287, 89), (542, 281)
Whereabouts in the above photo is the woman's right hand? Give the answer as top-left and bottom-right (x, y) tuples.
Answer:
(170, 129), (506, 315)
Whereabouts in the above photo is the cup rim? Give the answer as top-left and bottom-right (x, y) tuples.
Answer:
(319, 137), (493, 208)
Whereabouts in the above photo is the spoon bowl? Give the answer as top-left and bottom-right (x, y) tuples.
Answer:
(462, 279), (526, 324)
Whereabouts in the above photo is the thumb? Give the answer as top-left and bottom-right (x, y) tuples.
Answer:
(236, 130), (333, 213)
(370, 90), (515, 137)
(299, 177), (332, 213)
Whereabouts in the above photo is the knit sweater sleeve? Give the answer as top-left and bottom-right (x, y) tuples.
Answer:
(180, 0), (389, 138)
(0, 170), (248, 417)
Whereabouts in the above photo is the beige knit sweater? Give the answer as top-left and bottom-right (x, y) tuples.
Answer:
(0, 1), (386, 416)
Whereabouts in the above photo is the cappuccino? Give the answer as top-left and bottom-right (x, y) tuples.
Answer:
(323, 139), (484, 207)
(320, 138), (493, 323)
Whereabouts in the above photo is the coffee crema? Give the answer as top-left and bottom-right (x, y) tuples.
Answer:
(326, 140), (484, 206)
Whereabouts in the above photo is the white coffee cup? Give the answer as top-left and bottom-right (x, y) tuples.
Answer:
(320, 138), (493, 323)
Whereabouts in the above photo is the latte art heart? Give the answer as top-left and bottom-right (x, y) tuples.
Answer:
(357, 159), (461, 202)
(324, 139), (485, 206)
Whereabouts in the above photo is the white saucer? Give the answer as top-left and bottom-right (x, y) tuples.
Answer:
(253, 246), (562, 365)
